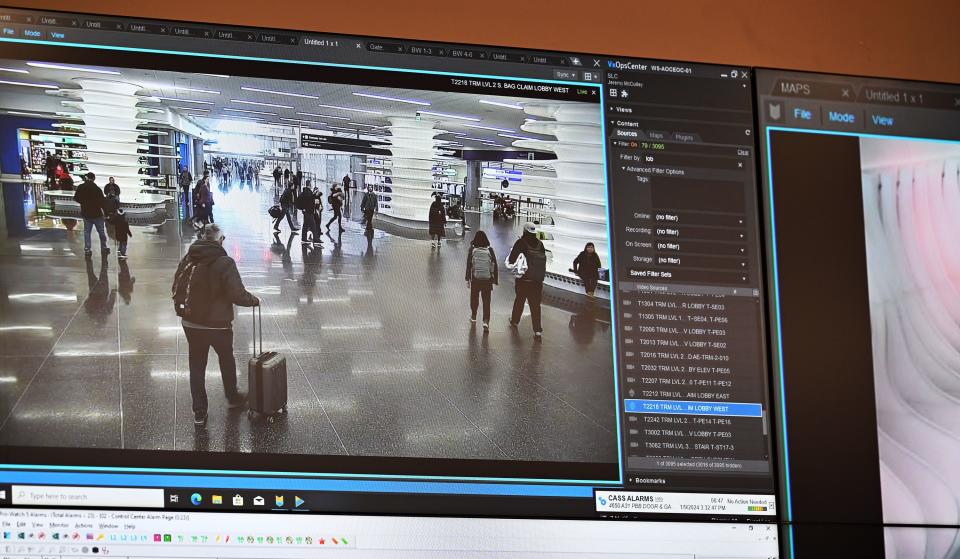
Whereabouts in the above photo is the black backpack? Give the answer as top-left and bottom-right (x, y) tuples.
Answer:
(172, 257), (216, 322)
(522, 241), (547, 282)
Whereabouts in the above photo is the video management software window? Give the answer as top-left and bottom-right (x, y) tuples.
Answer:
(758, 69), (960, 556)
(0, 508), (780, 558)
(0, 7), (774, 524)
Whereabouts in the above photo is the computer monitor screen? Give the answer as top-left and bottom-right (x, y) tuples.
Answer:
(0, 8), (778, 552)
(757, 68), (960, 532)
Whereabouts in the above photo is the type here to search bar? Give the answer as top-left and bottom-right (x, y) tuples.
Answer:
(11, 485), (164, 508)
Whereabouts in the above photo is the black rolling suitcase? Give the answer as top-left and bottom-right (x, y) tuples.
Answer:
(247, 305), (288, 423)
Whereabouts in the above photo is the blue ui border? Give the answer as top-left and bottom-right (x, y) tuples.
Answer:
(0, 36), (622, 497)
(764, 125), (960, 525)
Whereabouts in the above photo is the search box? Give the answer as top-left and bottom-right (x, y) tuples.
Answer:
(12, 485), (164, 508)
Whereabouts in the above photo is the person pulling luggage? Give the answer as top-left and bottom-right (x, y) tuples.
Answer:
(172, 224), (260, 426)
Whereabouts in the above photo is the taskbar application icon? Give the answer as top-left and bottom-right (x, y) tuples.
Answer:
(163, 489), (308, 511)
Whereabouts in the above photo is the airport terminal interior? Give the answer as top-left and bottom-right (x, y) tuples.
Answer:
(0, 60), (617, 464)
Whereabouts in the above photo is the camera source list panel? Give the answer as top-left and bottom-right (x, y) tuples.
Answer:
(603, 62), (776, 516)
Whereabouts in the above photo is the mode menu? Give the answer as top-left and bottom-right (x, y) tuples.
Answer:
(604, 63), (776, 504)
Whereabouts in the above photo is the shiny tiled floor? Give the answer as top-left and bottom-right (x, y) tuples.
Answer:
(0, 179), (616, 463)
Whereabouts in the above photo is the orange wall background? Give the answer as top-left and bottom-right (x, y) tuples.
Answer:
(5, 0), (960, 84)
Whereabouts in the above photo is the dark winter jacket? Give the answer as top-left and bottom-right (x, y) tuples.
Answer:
(465, 245), (499, 285)
(329, 187), (344, 209)
(428, 200), (446, 226)
(428, 199), (446, 236)
(361, 191), (378, 213)
(104, 182), (120, 199)
(573, 250), (602, 280)
(102, 195), (120, 219)
(73, 179), (105, 219)
(193, 182), (210, 208)
(295, 189), (314, 212)
(509, 230), (547, 283)
(280, 185), (296, 208)
(114, 215), (133, 242)
(174, 240), (259, 328)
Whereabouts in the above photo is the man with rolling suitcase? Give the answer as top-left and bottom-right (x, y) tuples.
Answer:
(172, 224), (260, 426)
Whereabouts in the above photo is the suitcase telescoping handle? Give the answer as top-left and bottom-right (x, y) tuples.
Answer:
(252, 304), (263, 356)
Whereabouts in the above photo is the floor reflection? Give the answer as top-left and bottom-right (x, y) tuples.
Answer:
(0, 177), (616, 464)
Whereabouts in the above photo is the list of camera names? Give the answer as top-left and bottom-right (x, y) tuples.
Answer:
(605, 88), (773, 492)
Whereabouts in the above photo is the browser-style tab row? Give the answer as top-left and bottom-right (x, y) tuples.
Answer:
(81, 19), (124, 31)
(215, 29), (258, 42)
(769, 78), (857, 101)
(0, 12), (34, 24)
(258, 32), (298, 45)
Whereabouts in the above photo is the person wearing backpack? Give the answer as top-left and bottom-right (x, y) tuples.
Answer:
(507, 222), (547, 340)
(428, 194), (446, 248)
(274, 181), (298, 233)
(326, 183), (344, 233)
(572, 242), (602, 298)
(172, 224), (260, 426)
(465, 230), (498, 330)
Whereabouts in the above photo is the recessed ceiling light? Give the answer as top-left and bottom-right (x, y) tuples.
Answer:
(352, 92), (430, 106)
(155, 96), (215, 105)
(200, 73), (230, 78)
(417, 110), (480, 122)
(0, 67), (29, 74)
(478, 99), (523, 110)
(241, 86), (319, 99)
(224, 107), (277, 116)
(218, 115), (264, 122)
(0, 79), (59, 89)
(7, 110), (52, 117)
(232, 99), (293, 109)
(174, 85), (221, 95)
(463, 123), (515, 133)
(297, 112), (350, 121)
(317, 104), (383, 115)
(26, 61), (121, 75)
(279, 117), (325, 125)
